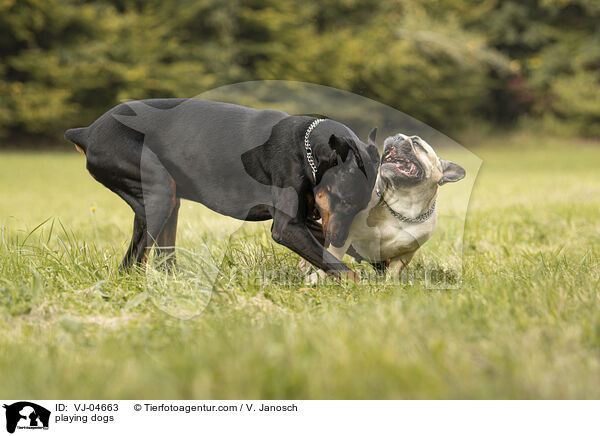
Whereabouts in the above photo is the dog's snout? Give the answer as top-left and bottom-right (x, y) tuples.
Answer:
(383, 138), (415, 160)
(398, 139), (413, 154)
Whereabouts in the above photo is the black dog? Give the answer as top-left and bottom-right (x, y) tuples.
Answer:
(65, 99), (379, 278)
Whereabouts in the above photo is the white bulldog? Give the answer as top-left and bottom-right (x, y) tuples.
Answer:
(327, 133), (466, 275)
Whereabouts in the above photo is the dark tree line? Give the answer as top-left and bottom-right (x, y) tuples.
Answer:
(0, 0), (598, 143)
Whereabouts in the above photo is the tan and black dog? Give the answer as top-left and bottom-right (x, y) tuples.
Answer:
(65, 98), (379, 279)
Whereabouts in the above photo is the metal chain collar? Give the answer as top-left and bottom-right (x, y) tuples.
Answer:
(376, 186), (436, 224)
(304, 118), (326, 182)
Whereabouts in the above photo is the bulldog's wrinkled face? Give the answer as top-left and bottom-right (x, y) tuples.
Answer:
(380, 134), (465, 188)
(381, 134), (435, 186)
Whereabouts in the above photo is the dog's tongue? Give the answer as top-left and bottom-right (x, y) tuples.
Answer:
(396, 160), (418, 177)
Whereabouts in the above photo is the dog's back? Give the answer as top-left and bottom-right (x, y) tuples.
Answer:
(65, 98), (290, 218)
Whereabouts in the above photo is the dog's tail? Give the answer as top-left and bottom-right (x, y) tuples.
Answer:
(64, 127), (89, 156)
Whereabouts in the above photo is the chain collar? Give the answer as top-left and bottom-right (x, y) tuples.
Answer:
(376, 186), (436, 224)
(304, 118), (326, 183)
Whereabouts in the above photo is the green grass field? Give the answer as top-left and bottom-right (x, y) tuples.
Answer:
(1, 131), (599, 399)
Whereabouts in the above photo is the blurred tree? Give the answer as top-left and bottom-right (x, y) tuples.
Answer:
(0, 0), (597, 142)
(0, 0), (105, 137)
(460, 0), (600, 134)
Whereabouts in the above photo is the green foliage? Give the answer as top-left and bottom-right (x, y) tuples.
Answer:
(0, 0), (598, 140)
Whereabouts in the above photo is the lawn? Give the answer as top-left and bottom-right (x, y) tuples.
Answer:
(0, 131), (599, 399)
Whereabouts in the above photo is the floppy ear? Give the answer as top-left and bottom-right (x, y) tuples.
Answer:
(328, 134), (351, 161)
(367, 127), (377, 147)
(439, 159), (466, 185)
(329, 134), (369, 177)
(328, 150), (343, 167)
(347, 141), (367, 177)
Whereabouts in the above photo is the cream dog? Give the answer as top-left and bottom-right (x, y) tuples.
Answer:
(327, 133), (466, 274)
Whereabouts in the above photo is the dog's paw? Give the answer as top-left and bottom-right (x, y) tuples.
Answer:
(299, 259), (313, 275)
(306, 269), (326, 286)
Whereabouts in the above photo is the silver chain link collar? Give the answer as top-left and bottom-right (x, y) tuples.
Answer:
(376, 186), (436, 224)
(304, 118), (326, 182)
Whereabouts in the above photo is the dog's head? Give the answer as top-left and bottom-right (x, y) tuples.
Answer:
(379, 134), (465, 190)
(314, 128), (380, 248)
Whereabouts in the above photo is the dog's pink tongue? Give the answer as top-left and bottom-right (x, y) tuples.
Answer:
(397, 161), (417, 177)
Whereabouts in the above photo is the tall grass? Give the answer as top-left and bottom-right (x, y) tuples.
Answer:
(0, 132), (599, 398)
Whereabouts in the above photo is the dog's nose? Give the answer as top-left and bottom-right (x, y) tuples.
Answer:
(398, 139), (413, 150)
(385, 137), (412, 154)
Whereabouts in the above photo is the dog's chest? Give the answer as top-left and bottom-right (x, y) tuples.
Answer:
(350, 206), (437, 261)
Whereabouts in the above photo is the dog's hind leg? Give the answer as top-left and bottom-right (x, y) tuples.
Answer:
(155, 198), (180, 269)
(120, 214), (147, 270)
(139, 147), (179, 267)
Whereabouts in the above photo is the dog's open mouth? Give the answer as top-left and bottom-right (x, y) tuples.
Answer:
(382, 156), (421, 178)
(390, 158), (419, 177)
(381, 142), (423, 180)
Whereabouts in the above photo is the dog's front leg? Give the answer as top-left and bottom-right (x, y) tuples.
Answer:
(387, 251), (416, 279)
(370, 259), (390, 275)
(271, 214), (357, 281)
(305, 237), (354, 285)
(326, 238), (352, 262)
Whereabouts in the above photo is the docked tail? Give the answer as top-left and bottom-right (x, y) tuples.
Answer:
(64, 127), (89, 155)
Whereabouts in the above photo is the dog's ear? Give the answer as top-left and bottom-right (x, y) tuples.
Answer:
(328, 134), (351, 161)
(365, 127), (380, 167)
(329, 134), (369, 177)
(328, 150), (343, 167)
(439, 159), (466, 185)
(367, 127), (377, 147)
(367, 145), (380, 170)
(348, 142), (367, 177)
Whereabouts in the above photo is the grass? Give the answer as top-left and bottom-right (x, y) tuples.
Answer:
(0, 130), (599, 399)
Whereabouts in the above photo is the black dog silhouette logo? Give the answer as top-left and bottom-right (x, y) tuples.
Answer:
(3, 402), (50, 434)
